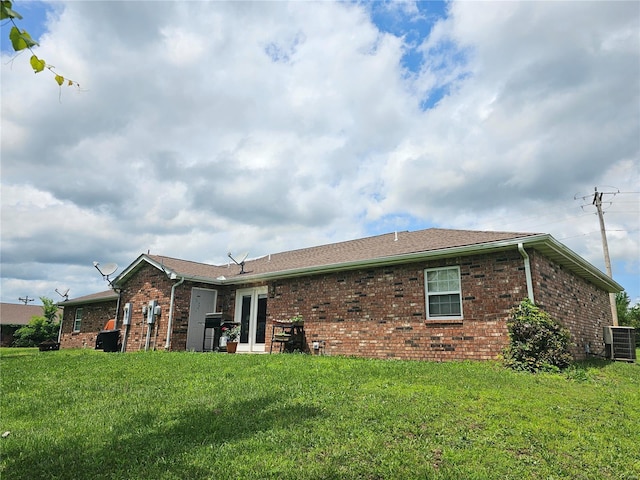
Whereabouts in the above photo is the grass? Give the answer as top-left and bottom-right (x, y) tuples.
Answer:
(1, 348), (638, 480)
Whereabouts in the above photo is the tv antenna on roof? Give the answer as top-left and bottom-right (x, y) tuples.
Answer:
(227, 251), (248, 274)
(93, 261), (118, 286)
(55, 288), (70, 301)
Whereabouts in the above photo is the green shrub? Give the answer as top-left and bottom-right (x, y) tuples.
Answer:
(12, 296), (60, 347)
(503, 298), (573, 373)
(12, 316), (60, 347)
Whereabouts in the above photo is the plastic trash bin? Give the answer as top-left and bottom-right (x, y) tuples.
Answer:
(96, 329), (120, 352)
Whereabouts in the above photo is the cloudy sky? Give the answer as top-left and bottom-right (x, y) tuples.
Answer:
(1, 0), (638, 307)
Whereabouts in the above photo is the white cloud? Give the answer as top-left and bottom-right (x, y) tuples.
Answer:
(1, 0), (638, 305)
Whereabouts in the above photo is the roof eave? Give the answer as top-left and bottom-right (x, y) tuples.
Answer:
(110, 234), (622, 294)
(112, 254), (150, 286)
(172, 274), (225, 286)
(113, 254), (225, 288)
(59, 295), (119, 307)
(521, 235), (623, 293)
(223, 234), (622, 293)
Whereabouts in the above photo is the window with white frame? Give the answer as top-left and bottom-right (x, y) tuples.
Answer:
(73, 308), (83, 332)
(425, 266), (463, 319)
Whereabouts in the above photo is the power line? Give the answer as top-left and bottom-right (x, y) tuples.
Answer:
(18, 296), (35, 305)
(557, 229), (640, 241)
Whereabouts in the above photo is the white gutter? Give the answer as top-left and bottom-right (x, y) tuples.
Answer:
(165, 276), (185, 350)
(113, 288), (121, 330)
(57, 309), (63, 343)
(222, 234), (622, 294)
(518, 243), (535, 303)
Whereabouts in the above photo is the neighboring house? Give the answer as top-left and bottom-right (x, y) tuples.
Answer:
(58, 228), (622, 360)
(0, 303), (46, 346)
(59, 290), (119, 349)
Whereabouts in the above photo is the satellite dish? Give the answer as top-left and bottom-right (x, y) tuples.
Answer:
(93, 261), (119, 285)
(55, 288), (70, 300)
(227, 252), (249, 274)
(100, 263), (118, 276)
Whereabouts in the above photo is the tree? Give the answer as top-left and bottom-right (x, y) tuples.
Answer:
(616, 291), (631, 323)
(12, 297), (61, 347)
(1, 0), (79, 88)
(616, 291), (640, 346)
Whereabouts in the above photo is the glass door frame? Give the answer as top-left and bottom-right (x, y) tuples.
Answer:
(234, 286), (268, 353)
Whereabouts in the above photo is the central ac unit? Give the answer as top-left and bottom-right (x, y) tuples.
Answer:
(603, 326), (636, 362)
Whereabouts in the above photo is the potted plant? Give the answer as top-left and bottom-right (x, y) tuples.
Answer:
(222, 324), (241, 353)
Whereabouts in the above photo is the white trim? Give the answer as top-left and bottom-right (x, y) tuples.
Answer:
(109, 235), (622, 294)
(234, 286), (268, 353)
(73, 307), (83, 332)
(424, 266), (463, 320)
(219, 235), (622, 293)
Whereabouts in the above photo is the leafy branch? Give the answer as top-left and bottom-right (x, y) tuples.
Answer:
(2, 0), (80, 88)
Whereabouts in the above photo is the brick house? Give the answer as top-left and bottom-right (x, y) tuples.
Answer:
(59, 228), (622, 360)
(59, 290), (118, 349)
(0, 303), (47, 346)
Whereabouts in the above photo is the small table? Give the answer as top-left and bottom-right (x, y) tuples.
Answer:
(270, 322), (305, 353)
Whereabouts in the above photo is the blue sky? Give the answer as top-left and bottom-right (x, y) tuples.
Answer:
(366, 1), (469, 109)
(1, 0), (638, 306)
(0, 0), (50, 52)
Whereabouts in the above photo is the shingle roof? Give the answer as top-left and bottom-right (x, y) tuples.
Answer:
(92, 227), (621, 296)
(236, 228), (540, 276)
(0, 303), (58, 325)
(146, 256), (229, 280)
(59, 290), (118, 306)
(148, 228), (540, 281)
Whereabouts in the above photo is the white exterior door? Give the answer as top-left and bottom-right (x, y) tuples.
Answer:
(235, 287), (267, 353)
(185, 288), (217, 351)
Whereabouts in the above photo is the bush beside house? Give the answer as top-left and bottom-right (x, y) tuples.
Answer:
(503, 298), (573, 372)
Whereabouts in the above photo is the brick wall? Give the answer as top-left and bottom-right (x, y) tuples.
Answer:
(530, 250), (612, 360)
(60, 300), (117, 349)
(117, 265), (172, 352)
(266, 248), (613, 361)
(266, 251), (529, 361)
(116, 264), (235, 352)
(59, 249), (614, 360)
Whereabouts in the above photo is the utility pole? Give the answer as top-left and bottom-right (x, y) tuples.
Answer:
(18, 296), (35, 305)
(592, 187), (619, 326)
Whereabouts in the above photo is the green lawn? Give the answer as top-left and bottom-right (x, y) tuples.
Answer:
(1, 348), (638, 480)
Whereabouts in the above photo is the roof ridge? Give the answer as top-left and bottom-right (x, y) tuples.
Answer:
(149, 228), (541, 267)
(148, 254), (215, 267)
(259, 230), (403, 259)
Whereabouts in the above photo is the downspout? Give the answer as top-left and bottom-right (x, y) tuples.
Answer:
(165, 276), (185, 350)
(518, 243), (535, 303)
(113, 287), (122, 330)
(57, 307), (63, 343)
(121, 320), (130, 353)
(113, 288), (122, 352)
